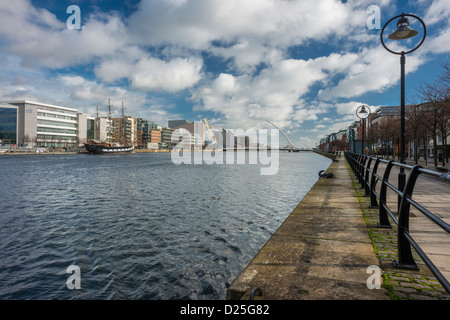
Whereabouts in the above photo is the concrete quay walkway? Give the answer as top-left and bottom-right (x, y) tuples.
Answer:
(227, 155), (389, 300)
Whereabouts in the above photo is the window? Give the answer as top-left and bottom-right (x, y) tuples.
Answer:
(0, 107), (17, 144)
(37, 120), (76, 128)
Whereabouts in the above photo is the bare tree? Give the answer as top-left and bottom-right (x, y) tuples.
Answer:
(440, 61), (450, 91)
(439, 61), (450, 164)
(379, 115), (400, 160)
(439, 99), (450, 164)
(370, 120), (380, 155)
(330, 137), (348, 152)
(405, 106), (421, 164)
(416, 81), (446, 167)
(406, 94), (428, 164)
(23, 134), (30, 147)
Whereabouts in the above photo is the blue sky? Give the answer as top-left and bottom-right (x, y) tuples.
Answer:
(0, 0), (449, 148)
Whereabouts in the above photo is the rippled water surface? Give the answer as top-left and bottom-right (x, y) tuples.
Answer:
(0, 151), (331, 300)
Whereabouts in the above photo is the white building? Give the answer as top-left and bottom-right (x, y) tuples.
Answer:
(1, 100), (79, 148)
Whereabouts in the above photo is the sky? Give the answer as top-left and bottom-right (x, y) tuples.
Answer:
(0, 0), (449, 148)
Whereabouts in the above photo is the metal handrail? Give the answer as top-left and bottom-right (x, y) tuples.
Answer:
(249, 287), (262, 300)
(345, 151), (450, 294)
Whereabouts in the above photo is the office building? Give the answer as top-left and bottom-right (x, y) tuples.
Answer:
(137, 118), (158, 148)
(168, 120), (191, 129)
(0, 104), (18, 145)
(150, 129), (161, 144)
(0, 100), (78, 148)
(111, 116), (138, 146)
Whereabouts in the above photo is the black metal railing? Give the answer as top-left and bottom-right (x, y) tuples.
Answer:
(345, 151), (450, 294)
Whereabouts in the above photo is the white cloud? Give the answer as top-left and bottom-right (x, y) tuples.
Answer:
(140, 104), (184, 128)
(420, 0), (450, 25)
(129, 57), (203, 92)
(127, 0), (356, 71)
(191, 56), (330, 129)
(1, 0), (448, 147)
(317, 44), (426, 100)
(93, 44), (205, 92)
(0, 1), (205, 94)
(1, 1), (128, 69)
(0, 0), (63, 40)
(94, 59), (134, 83)
(424, 27), (450, 54)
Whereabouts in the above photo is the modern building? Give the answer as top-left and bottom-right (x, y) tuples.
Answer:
(92, 117), (113, 142)
(150, 129), (161, 144)
(221, 129), (235, 149)
(111, 116), (138, 146)
(136, 118), (158, 148)
(0, 100), (79, 148)
(168, 120), (191, 129)
(87, 116), (95, 140)
(76, 113), (91, 145)
(161, 127), (175, 149)
(346, 121), (360, 153)
(0, 104), (19, 145)
(169, 120), (206, 149)
(374, 105), (401, 118)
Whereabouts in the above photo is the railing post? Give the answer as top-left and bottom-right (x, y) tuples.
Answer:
(369, 158), (380, 208)
(346, 152), (353, 171)
(348, 153), (355, 172)
(356, 154), (361, 181)
(364, 157), (372, 196)
(393, 165), (422, 270)
(351, 153), (356, 172)
(377, 160), (394, 228)
(360, 156), (367, 189)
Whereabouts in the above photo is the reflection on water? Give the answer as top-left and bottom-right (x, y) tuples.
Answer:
(0, 152), (331, 299)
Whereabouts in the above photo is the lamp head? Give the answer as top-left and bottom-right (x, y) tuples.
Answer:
(388, 15), (419, 40)
(359, 105), (368, 114)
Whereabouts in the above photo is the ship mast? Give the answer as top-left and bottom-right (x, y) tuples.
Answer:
(121, 100), (126, 146)
(95, 105), (99, 140)
(107, 99), (112, 143)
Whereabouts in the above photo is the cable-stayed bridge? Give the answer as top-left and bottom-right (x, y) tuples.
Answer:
(266, 120), (313, 152)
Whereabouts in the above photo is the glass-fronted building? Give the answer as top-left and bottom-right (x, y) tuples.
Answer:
(87, 118), (95, 140)
(0, 104), (18, 145)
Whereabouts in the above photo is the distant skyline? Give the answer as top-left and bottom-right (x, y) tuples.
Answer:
(0, 0), (449, 148)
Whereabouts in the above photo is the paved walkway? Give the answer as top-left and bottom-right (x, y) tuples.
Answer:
(362, 159), (450, 291)
(227, 157), (388, 300)
(405, 157), (450, 171)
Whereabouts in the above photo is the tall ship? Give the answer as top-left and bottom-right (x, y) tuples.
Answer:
(84, 139), (133, 154)
(84, 99), (134, 154)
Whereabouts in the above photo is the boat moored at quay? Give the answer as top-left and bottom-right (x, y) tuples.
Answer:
(83, 139), (133, 154)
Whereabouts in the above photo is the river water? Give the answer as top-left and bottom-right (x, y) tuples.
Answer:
(0, 151), (331, 300)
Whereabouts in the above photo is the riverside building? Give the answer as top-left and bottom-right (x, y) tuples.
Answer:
(0, 100), (78, 148)
(0, 99), (213, 152)
(0, 104), (18, 145)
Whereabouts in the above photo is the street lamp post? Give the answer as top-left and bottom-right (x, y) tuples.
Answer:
(380, 13), (426, 269)
(380, 13), (426, 201)
(356, 105), (371, 155)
